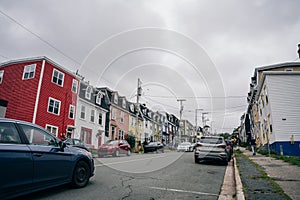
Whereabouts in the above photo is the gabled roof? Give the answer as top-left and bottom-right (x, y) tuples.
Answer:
(0, 56), (78, 78)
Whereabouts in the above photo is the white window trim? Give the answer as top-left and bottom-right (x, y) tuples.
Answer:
(22, 64), (36, 80)
(122, 99), (126, 108)
(120, 111), (124, 123)
(0, 70), (4, 84)
(47, 97), (61, 115)
(69, 105), (75, 119)
(96, 91), (104, 105)
(90, 109), (95, 123)
(45, 124), (58, 137)
(51, 69), (65, 87)
(80, 105), (86, 120)
(72, 79), (78, 93)
(114, 93), (118, 104)
(85, 86), (92, 100)
(112, 108), (116, 120)
(98, 112), (103, 125)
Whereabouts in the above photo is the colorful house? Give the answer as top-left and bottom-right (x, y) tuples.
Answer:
(0, 56), (79, 139)
(75, 81), (108, 149)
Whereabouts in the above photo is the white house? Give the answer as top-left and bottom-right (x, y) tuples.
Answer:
(256, 71), (300, 156)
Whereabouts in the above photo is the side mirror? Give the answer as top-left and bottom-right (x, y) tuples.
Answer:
(59, 141), (67, 150)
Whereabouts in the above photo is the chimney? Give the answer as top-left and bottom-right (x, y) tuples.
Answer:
(298, 44), (300, 59)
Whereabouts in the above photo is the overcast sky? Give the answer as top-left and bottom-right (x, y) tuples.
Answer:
(1, 0), (299, 133)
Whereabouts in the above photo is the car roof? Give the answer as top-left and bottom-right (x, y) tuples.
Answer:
(0, 118), (48, 131)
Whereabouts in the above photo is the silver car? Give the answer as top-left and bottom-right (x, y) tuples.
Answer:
(177, 142), (192, 152)
(194, 136), (229, 165)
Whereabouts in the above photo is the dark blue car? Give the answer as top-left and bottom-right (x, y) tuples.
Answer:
(0, 118), (94, 199)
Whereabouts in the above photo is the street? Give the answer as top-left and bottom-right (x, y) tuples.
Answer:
(21, 151), (227, 200)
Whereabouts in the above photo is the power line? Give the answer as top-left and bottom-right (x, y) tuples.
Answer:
(0, 9), (81, 65)
(143, 95), (246, 99)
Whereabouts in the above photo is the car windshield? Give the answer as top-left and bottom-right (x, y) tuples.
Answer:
(199, 137), (223, 144)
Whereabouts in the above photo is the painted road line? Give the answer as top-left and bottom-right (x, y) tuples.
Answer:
(149, 186), (219, 196)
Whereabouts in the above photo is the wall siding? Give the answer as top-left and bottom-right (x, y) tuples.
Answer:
(266, 75), (300, 143)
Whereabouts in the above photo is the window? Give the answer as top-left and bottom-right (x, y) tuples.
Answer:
(69, 105), (75, 119)
(48, 98), (61, 115)
(80, 105), (86, 119)
(0, 70), (4, 84)
(114, 93), (118, 104)
(112, 108), (116, 120)
(99, 113), (103, 125)
(0, 122), (21, 144)
(122, 99), (126, 108)
(120, 111), (124, 123)
(72, 79), (78, 93)
(20, 124), (57, 146)
(96, 91), (104, 105)
(111, 126), (115, 140)
(118, 130), (124, 140)
(45, 124), (58, 137)
(85, 86), (92, 100)
(90, 109), (95, 122)
(22, 64), (36, 80)
(52, 69), (64, 86)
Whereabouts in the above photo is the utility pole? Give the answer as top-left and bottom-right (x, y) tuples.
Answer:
(195, 109), (203, 136)
(136, 78), (142, 145)
(177, 99), (186, 143)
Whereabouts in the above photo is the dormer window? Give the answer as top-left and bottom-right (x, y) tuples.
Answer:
(85, 86), (92, 100)
(96, 91), (105, 105)
(114, 93), (118, 104)
(122, 98), (126, 108)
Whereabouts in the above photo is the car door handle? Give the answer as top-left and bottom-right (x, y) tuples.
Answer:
(33, 153), (43, 157)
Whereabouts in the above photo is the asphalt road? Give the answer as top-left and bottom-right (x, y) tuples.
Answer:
(20, 151), (227, 200)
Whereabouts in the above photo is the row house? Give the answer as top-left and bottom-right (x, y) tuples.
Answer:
(180, 120), (195, 143)
(243, 57), (300, 156)
(162, 112), (179, 145)
(128, 101), (144, 143)
(99, 88), (130, 141)
(0, 56), (79, 139)
(75, 81), (108, 148)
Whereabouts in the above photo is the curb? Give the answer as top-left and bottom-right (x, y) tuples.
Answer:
(234, 156), (245, 200)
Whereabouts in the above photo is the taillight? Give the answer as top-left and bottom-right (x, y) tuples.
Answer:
(217, 144), (226, 149)
(196, 143), (203, 147)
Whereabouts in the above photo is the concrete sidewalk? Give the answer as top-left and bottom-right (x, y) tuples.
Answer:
(235, 147), (300, 200)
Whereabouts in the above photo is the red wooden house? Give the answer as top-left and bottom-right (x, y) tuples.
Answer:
(0, 56), (79, 139)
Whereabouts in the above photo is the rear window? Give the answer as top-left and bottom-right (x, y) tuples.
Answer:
(0, 122), (21, 144)
(199, 137), (223, 144)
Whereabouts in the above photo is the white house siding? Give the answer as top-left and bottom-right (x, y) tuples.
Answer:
(266, 74), (300, 142)
(75, 99), (106, 149)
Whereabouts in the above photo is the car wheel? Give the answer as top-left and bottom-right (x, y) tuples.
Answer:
(127, 149), (131, 156)
(114, 149), (120, 157)
(72, 160), (90, 188)
(194, 156), (199, 163)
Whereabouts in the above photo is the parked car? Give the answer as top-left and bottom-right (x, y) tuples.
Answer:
(64, 138), (92, 152)
(0, 118), (94, 199)
(98, 140), (131, 157)
(194, 136), (229, 165)
(177, 142), (192, 152)
(144, 142), (164, 153)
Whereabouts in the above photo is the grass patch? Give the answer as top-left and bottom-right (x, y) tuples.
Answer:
(258, 149), (300, 167)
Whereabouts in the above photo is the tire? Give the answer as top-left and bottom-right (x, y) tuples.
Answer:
(127, 149), (131, 156)
(72, 160), (90, 188)
(114, 149), (120, 157)
(194, 156), (200, 164)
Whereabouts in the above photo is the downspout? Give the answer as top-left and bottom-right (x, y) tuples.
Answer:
(32, 59), (46, 124)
